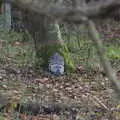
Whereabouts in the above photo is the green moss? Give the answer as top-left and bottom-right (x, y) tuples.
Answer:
(35, 43), (75, 72)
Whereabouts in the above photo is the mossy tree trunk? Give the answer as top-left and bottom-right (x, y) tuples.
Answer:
(23, 12), (75, 72)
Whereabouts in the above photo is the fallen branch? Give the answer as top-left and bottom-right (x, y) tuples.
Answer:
(15, 101), (82, 115)
(0, 94), (83, 115)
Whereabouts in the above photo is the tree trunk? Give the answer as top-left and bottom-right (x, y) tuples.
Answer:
(3, 0), (11, 30)
(23, 12), (74, 72)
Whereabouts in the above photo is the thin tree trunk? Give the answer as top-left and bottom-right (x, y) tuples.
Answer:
(87, 20), (120, 99)
(3, 0), (11, 30)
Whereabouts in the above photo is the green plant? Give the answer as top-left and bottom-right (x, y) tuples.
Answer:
(106, 46), (120, 60)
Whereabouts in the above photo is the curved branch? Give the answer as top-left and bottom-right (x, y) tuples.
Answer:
(11, 0), (120, 22)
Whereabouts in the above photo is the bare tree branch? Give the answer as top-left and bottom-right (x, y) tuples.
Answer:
(11, 0), (120, 22)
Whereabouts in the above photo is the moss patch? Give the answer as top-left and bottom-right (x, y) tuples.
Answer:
(35, 43), (75, 72)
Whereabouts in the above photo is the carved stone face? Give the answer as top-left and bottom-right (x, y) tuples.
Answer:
(49, 64), (64, 75)
(48, 52), (64, 75)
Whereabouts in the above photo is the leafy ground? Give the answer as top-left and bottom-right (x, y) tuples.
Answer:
(0, 59), (120, 120)
(0, 31), (120, 120)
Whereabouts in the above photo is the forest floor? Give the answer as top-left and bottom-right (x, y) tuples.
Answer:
(0, 41), (120, 120)
(0, 61), (120, 120)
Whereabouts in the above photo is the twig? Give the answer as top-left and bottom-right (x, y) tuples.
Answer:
(90, 94), (110, 111)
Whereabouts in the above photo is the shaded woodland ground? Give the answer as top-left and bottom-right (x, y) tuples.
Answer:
(0, 20), (120, 120)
